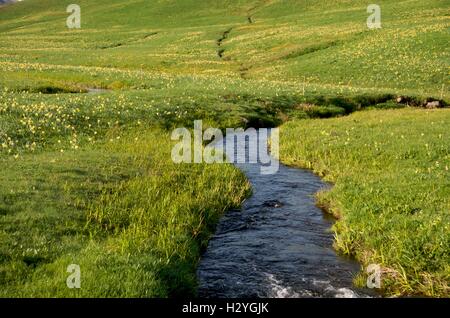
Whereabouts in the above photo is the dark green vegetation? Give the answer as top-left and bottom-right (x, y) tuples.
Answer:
(0, 0), (448, 297)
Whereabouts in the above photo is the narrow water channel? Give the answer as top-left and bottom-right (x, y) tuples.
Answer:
(197, 129), (374, 298)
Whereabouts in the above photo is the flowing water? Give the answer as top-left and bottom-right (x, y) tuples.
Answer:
(197, 129), (374, 298)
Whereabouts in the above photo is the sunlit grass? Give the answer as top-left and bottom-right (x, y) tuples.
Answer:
(0, 128), (250, 297)
(280, 108), (450, 297)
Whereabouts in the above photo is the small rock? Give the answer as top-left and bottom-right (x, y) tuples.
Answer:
(396, 96), (411, 104)
(263, 200), (283, 208)
(240, 117), (249, 125)
(425, 101), (441, 109)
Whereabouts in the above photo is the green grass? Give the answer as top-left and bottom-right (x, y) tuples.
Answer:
(0, 0), (448, 97)
(0, 128), (250, 297)
(0, 0), (448, 297)
(280, 108), (450, 297)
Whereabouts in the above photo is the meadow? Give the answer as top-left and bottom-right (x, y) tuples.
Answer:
(0, 0), (448, 297)
(280, 109), (449, 296)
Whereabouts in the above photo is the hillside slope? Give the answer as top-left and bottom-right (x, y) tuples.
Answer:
(0, 0), (448, 97)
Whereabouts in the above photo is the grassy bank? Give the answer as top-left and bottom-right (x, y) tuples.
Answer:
(0, 0), (448, 297)
(280, 108), (450, 297)
(0, 127), (250, 297)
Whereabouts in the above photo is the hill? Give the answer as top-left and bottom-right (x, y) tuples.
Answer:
(0, 0), (448, 297)
(0, 0), (448, 97)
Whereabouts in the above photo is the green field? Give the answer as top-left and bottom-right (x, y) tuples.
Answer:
(280, 109), (449, 296)
(0, 0), (448, 297)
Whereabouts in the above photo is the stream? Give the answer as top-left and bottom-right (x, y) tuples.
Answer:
(197, 129), (374, 298)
